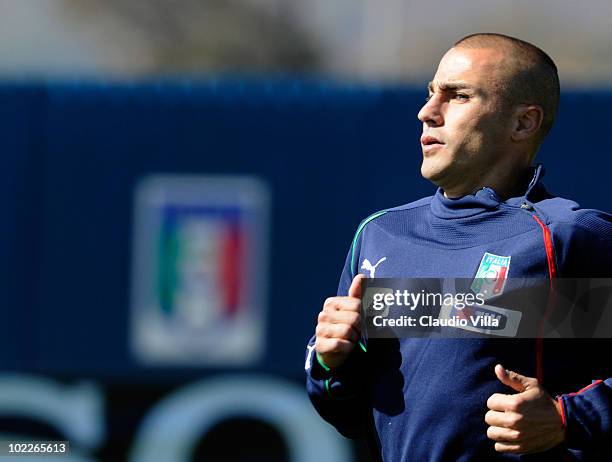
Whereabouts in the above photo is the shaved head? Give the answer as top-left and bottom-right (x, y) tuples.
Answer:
(454, 33), (560, 142)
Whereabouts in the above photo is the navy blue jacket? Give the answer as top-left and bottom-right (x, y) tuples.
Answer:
(305, 165), (612, 461)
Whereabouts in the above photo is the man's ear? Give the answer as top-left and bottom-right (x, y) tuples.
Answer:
(512, 105), (543, 142)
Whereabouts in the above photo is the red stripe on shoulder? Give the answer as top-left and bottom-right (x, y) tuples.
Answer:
(532, 214), (559, 385)
(532, 215), (558, 280)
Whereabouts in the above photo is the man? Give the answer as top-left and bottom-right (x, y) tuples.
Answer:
(305, 33), (612, 461)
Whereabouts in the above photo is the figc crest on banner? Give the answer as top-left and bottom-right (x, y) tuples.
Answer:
(130, 176), (269, 366)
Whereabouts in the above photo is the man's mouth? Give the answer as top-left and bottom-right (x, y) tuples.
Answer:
(420, 135), (444, 146)
(420, 135), (445, 154)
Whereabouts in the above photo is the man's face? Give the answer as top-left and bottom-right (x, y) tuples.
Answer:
(417, 47), (514, 193)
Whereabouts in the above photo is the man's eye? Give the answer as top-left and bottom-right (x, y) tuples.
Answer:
(454, 93), (469, 100)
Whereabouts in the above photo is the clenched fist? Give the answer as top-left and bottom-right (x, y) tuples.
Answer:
(315, 274), (365, 369)
(486, 364), (565, 454)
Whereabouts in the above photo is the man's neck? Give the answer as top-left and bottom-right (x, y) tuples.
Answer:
(442, 166), (533, 200)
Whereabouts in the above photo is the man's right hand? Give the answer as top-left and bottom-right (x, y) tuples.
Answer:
(315, 274), (364, 369)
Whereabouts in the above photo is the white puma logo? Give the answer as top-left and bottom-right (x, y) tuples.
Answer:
(361, 257), (387, 278)
(305, 344), (316, 370)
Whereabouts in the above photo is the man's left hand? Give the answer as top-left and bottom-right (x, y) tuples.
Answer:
(485, 364), (565, 454)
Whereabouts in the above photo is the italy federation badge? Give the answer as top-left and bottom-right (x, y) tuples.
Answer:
(130, 175), (270, 367)
(470, 252), (511, 299)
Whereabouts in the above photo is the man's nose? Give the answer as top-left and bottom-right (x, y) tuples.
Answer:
(417, 96), (443, 126)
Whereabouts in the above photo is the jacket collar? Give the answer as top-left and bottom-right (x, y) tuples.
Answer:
(430, 164), (549, 219)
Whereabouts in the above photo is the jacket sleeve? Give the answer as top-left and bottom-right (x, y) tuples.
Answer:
(551, 209), (612, 278)
(559, 379), (612, 452)
(305, 236), (371, 439)
(551, 210), (612, 454)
